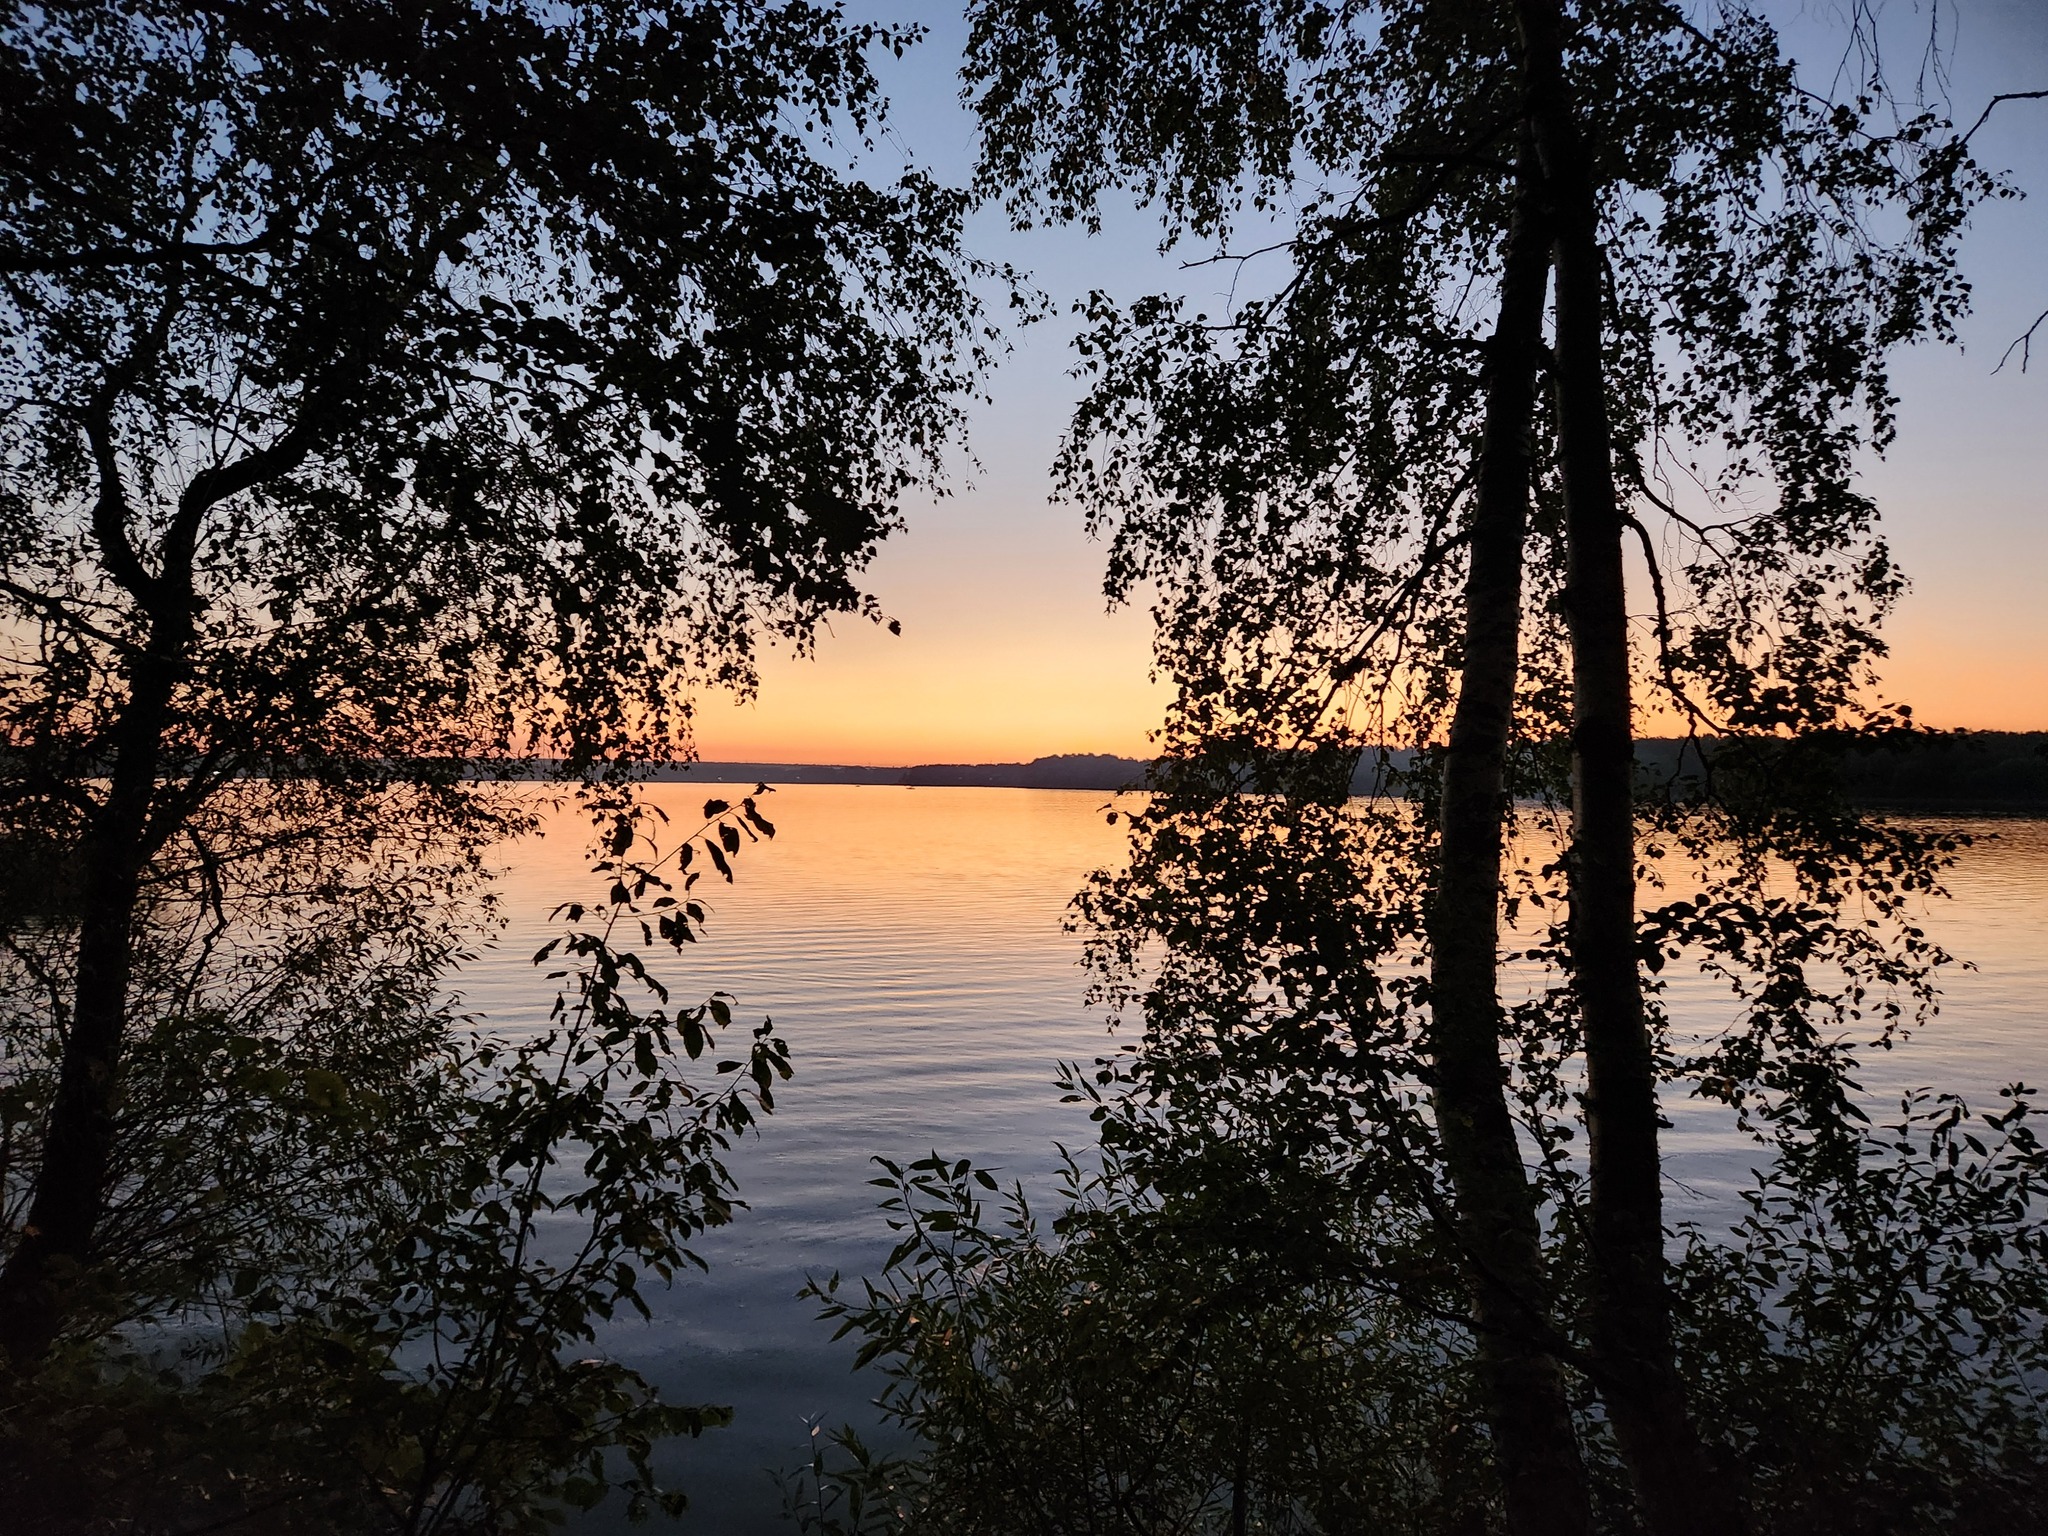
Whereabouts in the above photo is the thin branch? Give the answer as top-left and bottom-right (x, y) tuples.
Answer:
(0, 578), (142, 655)
(1993, 306), (2048, 375)
(1959, 89), (2048, 148)
(1180, 235), (1299, 272)
(1623, 513), (1722, 740)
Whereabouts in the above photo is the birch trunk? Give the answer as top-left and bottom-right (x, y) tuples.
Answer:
(1427, 144), (1594, 1536)
(1510, 0), (1749, 1528)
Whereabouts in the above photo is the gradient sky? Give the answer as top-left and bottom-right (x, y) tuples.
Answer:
(690, 0), (2048, 766)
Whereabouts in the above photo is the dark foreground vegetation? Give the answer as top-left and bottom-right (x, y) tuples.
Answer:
(3, 2), (2044, 1535)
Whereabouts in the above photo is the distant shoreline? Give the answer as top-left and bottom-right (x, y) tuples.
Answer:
(635, 732), (2048, 811)
(641, 753), (1147, 791)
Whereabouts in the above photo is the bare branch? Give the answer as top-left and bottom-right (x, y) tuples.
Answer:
(1959, 89), (2048, 148)
(1993, 306), (2048, 376)
(1179, 235), (1299, 272)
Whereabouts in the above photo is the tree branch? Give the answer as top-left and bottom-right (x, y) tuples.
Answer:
(1993, 306), (2048, 375)
(1623, 512), (1721, 739)
(0, 578), (142, 656)
(1959, 89), (2048, 148)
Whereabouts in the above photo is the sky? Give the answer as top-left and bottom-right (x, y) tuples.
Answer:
(689, 0), (2048, 766)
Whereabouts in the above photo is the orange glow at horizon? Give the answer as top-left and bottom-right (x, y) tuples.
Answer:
(686, 673), (1166, 767)
(1871, 640), (2048, 735)
(670, 546), (2046, 771)
(684, 594), (1170, 768)
(674, 590), (2042, 770)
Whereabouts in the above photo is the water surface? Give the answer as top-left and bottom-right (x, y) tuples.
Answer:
(462, 785), (1127, 1528)
(456, 786), (2048, 1531)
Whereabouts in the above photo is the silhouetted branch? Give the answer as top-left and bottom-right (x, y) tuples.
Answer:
(1994, 306), (2048, 375)
(1959, 89), (2048, 147)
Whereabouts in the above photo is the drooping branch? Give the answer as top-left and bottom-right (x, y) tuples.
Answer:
(1624, 512), (1721, 740)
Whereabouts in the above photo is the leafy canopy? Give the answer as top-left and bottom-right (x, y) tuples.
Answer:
(1, 0), (994, 790)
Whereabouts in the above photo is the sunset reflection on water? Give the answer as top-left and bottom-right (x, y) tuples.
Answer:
(454, 786), (2048, 1533)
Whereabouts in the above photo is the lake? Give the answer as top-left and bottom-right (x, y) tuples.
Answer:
(453, 784), (2048, 1532)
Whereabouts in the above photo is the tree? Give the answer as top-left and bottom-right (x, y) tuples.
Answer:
(0, 0), (991, 1371)
(962, 1), (1997, 1530)
(1, 782), (811, 1529)
(1426, 134), (1595, 1535)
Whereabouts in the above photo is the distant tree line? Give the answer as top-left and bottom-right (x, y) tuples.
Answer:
(1828, 730), (2048, 809)
(658, 733), (2048, 805)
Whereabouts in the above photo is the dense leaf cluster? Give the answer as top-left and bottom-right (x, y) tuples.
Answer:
(1, 0), (991, 791)
(972, 0), (1993, 755)
(802, 1147), (1487, 1536)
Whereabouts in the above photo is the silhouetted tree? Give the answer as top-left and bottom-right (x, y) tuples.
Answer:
(0, 0), (993, 1372)
(963, 1), (2001, 1531)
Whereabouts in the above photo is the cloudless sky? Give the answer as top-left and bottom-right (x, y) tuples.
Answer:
(690, 0), (2048, 766)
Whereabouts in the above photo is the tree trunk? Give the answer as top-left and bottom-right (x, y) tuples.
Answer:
(1510, 1), (1749, 1530)
(1427, 144), (1593, 1536)
(0, 642), (175, 1367)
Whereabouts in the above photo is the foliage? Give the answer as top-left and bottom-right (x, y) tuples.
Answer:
(0, 1), (1000, 908)
(796, 723), (2048, 1531)
(0, 0), (997, 1517)
(800, 1145), (1496, 1536)
(0, 0), (998, 940)
(967, 0), (1995, 756)
(943, 2), (2047, 1527)
(1062, 765), (2048, 1521)
(800, 1033), (2048, 1535)
(959, 0), (2005, 1172)
(1, 0), (992, 750)
(0, 790), (793, 1532)
(0, 0), (993, 1339)
(0, 0), (996, 1348)
(1, 778), (520, 1311)
(1673, 1088), (2048, 1533)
